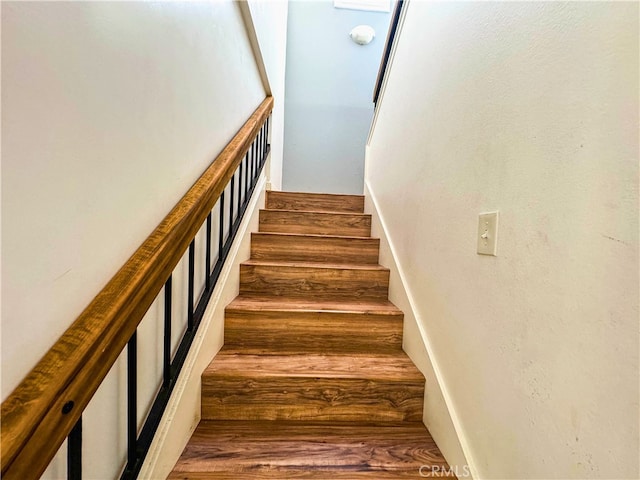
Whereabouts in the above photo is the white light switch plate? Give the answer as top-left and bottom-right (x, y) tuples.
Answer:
(477, 211), (499, 256)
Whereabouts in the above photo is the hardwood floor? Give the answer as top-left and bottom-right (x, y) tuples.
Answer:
(170, 191), (453, 479)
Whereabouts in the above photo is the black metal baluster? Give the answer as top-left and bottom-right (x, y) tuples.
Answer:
(67, 416), (82, 480)
(249, 143), (254, 186)
(256, 136), (260, 176)
(218, 192), (225, 256)
(263, 124), (267, 165)
(229, 175), (235, 235)
(127, 331), (137, 471)
(252, 142), (256, 185)
(187, 241), (195, 331)
(255, 140), (259, 183)
(264, 119), (269, 163)
(205, 214), (212, 292)
(163, 276), (172, 387)
(238, 162), (243, 212)
(256, 128), (261, 167)
(237, 163), (243, 217)
(267, 116), (271, 148)
(262, 120), (266, 165)
(254, 138), (259, 181)
(265, 118), (270, 159)
(259, 125), (264, 165)
(244, 152), (249, 203)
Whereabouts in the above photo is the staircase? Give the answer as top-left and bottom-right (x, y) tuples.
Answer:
(169, 191), (452, 479)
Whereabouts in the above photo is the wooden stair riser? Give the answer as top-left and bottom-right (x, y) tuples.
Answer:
(224, 309), (403, 354)
(169, 421), (453, 479)
(250, 233), (380, 264)
(266, 191), (365, 213)
(201, 376), (424, 423)
(169, 473), (452, 479)
(259, 210), (372, 237)
(169, 421), (454, 479)
(239, 264), (390, 300)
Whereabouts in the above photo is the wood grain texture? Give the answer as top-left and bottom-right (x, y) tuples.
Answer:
(250, 232), (380, 264)
(226, 295), (405, 315)
(204, 352), (424, 380)
(169, 421), (455, 478)
(169, 472), (454, 479)
(266, 191), (365, 213)
(202, 377), (424, 423)
(1, 98), (274, 480)
(224, 307), (403, 354)
(201, 352), (424, 423)
(170, 191), (454, 479)
(239, 260), (390, 300)
(259, 209), (372, 237)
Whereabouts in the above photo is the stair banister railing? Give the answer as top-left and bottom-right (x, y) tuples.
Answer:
(373, 0), (405, 106)
(1, 95), (274, 480)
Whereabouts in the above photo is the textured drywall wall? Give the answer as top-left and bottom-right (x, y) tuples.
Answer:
(283, 0), (390, 194)
(2, 1), (264, 477)
(366, 2), (638, 478)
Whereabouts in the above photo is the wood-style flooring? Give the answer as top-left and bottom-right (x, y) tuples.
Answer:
(170, 191), (453, 479)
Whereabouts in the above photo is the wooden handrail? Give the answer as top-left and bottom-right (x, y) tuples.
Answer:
(1, 96), (274, 480)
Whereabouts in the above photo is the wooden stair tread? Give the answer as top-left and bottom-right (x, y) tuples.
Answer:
(266, 191), (365, 213)
(253, 231), (375, 241)
(169, 421), (453, 478)
(205, 351), (423, 382)
(263, 208), (369, 217)
(226, 295), (403, 315)
(241, 259), (389, 271)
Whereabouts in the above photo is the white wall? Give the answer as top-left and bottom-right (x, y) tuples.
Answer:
(246, 0), (289, 191)
(283, 0), (390, 194)
(366, 2), (639, 479)
(1, 1), (265, 477)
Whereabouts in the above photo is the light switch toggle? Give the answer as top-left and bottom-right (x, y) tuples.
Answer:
(477, 211), (499, 256)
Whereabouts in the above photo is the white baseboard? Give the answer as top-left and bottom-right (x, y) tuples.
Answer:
(364, 179), (478, 479)
(138, 176), (267, 480)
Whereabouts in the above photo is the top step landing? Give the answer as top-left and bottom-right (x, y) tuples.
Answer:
(266, 191), (364, 214)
